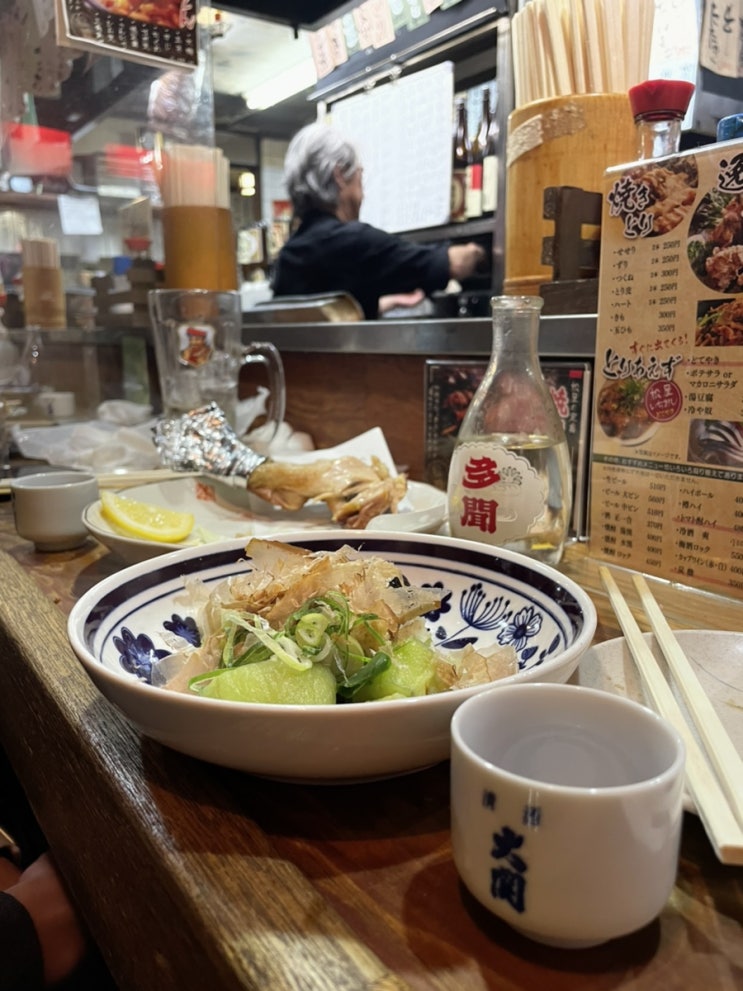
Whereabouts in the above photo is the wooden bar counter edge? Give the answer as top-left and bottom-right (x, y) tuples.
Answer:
(0, 507), (741, 991)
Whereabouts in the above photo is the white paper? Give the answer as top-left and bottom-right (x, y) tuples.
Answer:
(699, 0), (743, 79)
(331, 62), (454, 233)
(58, 194), (103, 236)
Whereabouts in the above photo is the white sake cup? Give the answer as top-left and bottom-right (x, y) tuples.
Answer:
(450, 682), (685, 949)
(11, 470), (99, 552)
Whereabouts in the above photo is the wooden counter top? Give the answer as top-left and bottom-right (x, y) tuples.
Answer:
(0, 504), (741, 991)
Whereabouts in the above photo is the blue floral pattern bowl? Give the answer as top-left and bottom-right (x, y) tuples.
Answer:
(68, 531), (597, 782)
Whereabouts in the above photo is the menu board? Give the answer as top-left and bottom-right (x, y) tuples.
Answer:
(55, 0), (198, 70)
(330, 61), (454, 232)
(589, 138), (743, 599)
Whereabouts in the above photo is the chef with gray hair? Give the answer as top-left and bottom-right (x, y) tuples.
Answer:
(272, 121), (486, 319)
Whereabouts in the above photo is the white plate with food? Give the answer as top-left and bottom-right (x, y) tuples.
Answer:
(572, 630), (743, 812)
(83, 476), (448, 564)
(67, 531), (597, 783)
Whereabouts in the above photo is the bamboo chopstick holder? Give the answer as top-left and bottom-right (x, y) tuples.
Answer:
(631, 573), (743, 829)
(599, 566), (743, 866)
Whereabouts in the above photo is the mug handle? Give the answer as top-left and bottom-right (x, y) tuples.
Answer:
(239, 342), (286, 445)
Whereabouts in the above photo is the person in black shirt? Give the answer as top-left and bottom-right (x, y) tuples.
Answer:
(0, 748), (113, 990)
(272, 122), (486, 319)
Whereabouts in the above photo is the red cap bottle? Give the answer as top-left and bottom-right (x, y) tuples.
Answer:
(628, 79), (695, 160)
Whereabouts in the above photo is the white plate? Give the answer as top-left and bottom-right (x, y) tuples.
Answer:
(67, 531), (597, 783)
(572, 630), (743, 813)
(83, 477), (447, 563)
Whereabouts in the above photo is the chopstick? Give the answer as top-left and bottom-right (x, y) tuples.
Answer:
(599, 566), (743, 866)
(632, 573), (743, 828)
(94, 469), (202, 489)
(510, 0), (656, 108)
(0, 469), (202, 497)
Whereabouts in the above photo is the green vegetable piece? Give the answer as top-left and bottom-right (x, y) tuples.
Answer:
(354, 638), (437, 701)
(197, 657), (337, 705)
(336, 651), (391, 701)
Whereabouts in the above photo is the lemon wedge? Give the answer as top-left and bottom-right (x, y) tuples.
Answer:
(100, 491), (195, 543)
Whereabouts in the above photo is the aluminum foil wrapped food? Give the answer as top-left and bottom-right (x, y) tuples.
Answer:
(152, 403), (408, 529)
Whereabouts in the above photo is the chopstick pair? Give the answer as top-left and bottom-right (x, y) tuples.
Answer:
(599, 567), (743, 866)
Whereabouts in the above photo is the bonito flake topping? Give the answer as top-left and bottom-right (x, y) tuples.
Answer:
(156, 538), (518, 703)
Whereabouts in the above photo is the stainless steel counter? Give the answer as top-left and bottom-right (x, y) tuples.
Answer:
(14, 312), (597, 361)
(241, 312), (598, 357)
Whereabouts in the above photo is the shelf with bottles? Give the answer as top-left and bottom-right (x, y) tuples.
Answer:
(401, 80), (499, 249)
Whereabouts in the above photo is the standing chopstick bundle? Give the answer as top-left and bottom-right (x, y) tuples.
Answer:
(511, 0), (656, 108)
(160, 144), (231, 209)
(21, 238), (59, 269)
(159, 144), (238, 291)
(21, 238), (66, 330)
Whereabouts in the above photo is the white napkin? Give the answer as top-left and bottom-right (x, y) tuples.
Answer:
(11, 420), (162, 472)
(12, 415), (315, 472)
(97, 400), (153, 426)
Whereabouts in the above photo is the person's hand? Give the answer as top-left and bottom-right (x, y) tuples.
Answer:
(7, 854), (88, 986)
(0, 855), (21, 890)
(378, 289), (426, 314)
(447, 242), (488, 280)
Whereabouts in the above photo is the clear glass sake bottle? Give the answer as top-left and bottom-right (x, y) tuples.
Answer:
(447, 295), (572, 564)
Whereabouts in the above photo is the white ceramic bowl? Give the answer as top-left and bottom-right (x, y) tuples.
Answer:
(82, 477), (447, 565)
(67, 531), (597, 782)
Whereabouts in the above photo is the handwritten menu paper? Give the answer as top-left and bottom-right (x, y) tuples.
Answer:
(589, 138), (743, 599)
(54, 0), (198, 70)
(331, 61), (454, 232)
(700, 0), (743, 79)
(325, 18), (348, 66)
(354, 0), (396, 50)
(309, 27), (336, 79)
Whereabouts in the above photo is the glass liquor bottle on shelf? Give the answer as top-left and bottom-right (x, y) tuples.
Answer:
(447, 296), (572, 565)
(450, 99), (469, 223)
(466, 96), (484, 220)
(480, 86), (499, 216)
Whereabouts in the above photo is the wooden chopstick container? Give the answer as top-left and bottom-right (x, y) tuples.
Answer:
(504, 94), (636, 297)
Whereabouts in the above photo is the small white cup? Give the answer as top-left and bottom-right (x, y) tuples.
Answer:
(11, 470), (99, 552)
(450, 682), (685, 949)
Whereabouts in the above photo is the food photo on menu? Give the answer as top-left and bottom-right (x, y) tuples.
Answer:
(687, 190), (743, 295)
(695, 297), (743, 347)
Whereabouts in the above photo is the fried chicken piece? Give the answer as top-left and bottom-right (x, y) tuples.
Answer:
(247, 455), (408, 529)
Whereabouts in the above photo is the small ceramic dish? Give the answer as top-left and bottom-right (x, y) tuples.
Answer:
(572, 629), (743, 812)
(82, 477), (447, 564)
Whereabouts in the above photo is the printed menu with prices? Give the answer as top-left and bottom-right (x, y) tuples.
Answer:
(55, 0), (198, 70)
(589, 137), (743, 599)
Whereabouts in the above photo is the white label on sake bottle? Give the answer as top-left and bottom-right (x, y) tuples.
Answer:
(482, 155), (497, 213)
(447, 442), (547, 543)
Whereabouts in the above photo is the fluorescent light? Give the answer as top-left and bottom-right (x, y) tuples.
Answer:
(244, 59), (317, 111)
